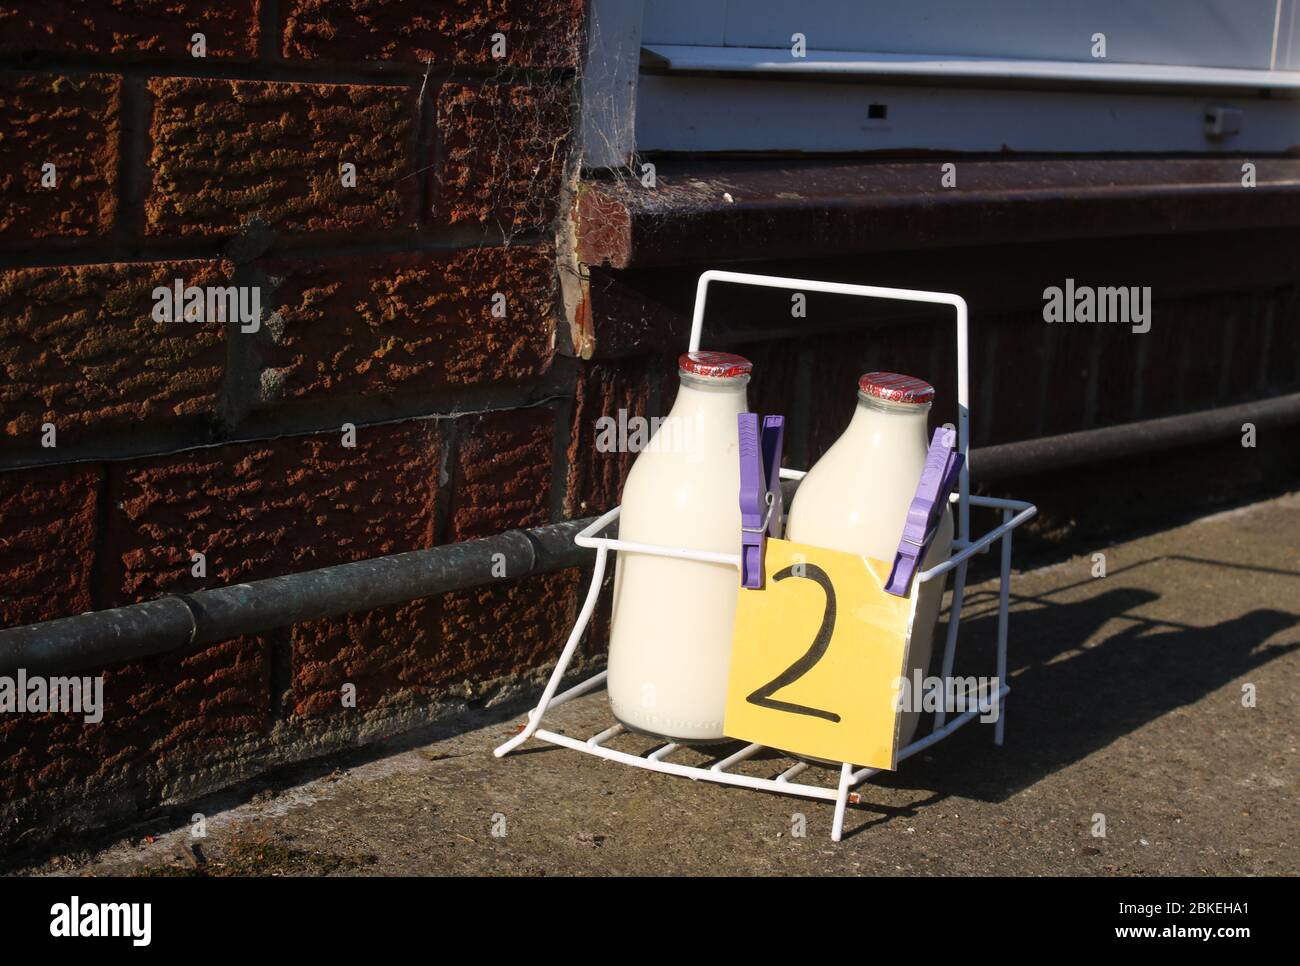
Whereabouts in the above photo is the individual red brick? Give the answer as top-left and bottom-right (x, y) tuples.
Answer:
(0, 461), (101, 628)
(146, 77), (418, 236)
(282, 0), (582, 68)
(291, 599), (434, 717)
(257, 246), (556, 406)
(0, 635), (271, 805)
(0, 260), (226, 443)
(0, 74), (118, 244)
(448, 406), (554, 540)
(290, 568), (580, 718)
(101, 420), (441, 606)
(0, 1), (260, 59)
(436, 567), (579, 684)
(575, 186), (634, 271)
(434, 81), (573, 229)
(564, 357), (653, 517)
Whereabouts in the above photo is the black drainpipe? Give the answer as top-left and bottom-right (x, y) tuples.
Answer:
(970, 392), (1300, 482)
(0, 518), (597, 675)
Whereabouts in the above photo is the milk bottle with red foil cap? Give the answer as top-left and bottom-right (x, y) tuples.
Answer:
(606, 351), (752, 743)
(786, 372), (954, 747)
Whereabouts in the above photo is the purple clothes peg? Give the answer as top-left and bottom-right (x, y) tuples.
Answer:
(884, 426), (963, 597)
(739, 413), (785, 589)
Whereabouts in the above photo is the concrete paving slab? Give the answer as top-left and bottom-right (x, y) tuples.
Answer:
(15, 492), (1299, 876)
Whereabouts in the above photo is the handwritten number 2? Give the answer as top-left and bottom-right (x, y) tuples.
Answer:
(745, 562), (840, 723)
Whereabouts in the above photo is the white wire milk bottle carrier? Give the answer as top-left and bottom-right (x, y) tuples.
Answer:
(495, 271), (1037, 841)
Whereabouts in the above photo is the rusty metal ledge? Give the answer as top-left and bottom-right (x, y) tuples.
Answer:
(575, 156), (1300, 270)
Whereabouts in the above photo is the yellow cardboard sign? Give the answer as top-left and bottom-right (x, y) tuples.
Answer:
(723, 538), (915, 769)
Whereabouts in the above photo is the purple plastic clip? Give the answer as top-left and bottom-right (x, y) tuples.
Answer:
(884, 426), (964, 597)
(738, 413), (785, 590)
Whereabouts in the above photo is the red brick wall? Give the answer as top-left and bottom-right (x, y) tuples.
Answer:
(0, 0), (587, 841)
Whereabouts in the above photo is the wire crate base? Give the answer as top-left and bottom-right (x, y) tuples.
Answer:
(496, 666), (1011, 841)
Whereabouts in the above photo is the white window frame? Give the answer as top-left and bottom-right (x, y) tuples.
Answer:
(582, 0), (1300, 166)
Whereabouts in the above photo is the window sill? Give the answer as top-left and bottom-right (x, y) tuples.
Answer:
(641, 45), (1300, 93)
(575, 156), (1300, 269)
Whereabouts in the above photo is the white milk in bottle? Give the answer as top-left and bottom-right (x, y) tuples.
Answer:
(786, 371), (954, 748)
(605, 351), (752, 743)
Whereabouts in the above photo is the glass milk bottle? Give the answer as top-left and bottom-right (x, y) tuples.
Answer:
(786, 372), (954, 748)
(606, 351), (752, 743)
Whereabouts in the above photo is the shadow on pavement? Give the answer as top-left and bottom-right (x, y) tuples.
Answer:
(844, 555), (1299, 831)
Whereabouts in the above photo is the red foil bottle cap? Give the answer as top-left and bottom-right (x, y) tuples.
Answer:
(678, 351), (753, 378)
(858, 371), (935, 404)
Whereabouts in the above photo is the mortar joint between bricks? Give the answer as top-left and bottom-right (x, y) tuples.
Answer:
(113, 75), (148, 242)
(433, 418), (458, 545)
(258, 0), (282, 64)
